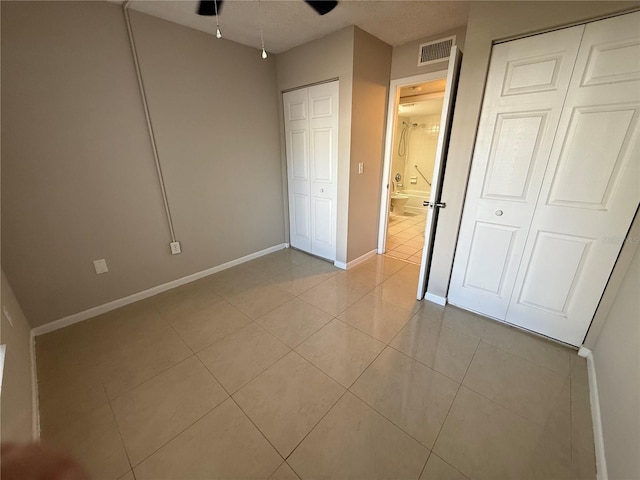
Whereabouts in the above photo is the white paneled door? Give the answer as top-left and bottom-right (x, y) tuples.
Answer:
(283, 81), (339, 261)
(449, 12), (640, 346)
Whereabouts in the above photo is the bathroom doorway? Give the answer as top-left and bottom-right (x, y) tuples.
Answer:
(378, 47), (462, 302)
(380, 76), (447, 264)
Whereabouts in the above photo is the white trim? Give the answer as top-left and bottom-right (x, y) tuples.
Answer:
(334, 249), (378, 270)
(32, 243), (288, 336)
(377, 70), (449, 255)
(30, 331), (40, 440)
(579, 347), (608, 480)
(424, 292), (447, 306)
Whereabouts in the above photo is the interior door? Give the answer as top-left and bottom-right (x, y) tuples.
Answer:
(505, 12), (640, 346)
(447, 26), (585, 317)
(284, 88), (312, 253)
(417, 46), (462, 301)
(284, 81), (339, 260)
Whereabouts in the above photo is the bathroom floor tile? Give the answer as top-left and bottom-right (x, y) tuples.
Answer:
(233, 351), (344, 457)
(256, 298), (333, 348)
(351, 347), (459, 448)
(295, 319), (385, 388)
(287, 393), (429, 480)
(111, 356), (228, 466)
(134, 398), (282, 480)
(197, 322), (290, 394)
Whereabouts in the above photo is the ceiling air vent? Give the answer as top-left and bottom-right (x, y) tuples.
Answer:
(417, 35), (456, 67)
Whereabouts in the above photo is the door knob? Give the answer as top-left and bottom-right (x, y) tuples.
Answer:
(495, 209), (504, 216)
(423, 201), (446, 208)
(320, 188), (325, 193)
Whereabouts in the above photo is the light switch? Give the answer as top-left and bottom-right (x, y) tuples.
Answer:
(358, 162), (364, 174)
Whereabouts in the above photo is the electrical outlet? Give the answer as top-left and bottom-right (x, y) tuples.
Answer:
(170, 241), (182, 255)
(2, 306), (14, 327)
(93, 259), (108, 274)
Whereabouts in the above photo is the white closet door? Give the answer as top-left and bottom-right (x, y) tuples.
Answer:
(448, 26), (584, 319)
(505, 12), (640, 346)
(284, 81), (339, 260)
(284, 88), (312, 253)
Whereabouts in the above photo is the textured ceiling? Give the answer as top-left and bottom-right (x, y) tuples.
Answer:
(127, 1), (470, 54)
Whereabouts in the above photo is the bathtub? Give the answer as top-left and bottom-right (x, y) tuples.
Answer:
(396, 189), (430, 214)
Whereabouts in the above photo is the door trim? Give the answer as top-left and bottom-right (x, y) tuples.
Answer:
(377, 71), (448, 254)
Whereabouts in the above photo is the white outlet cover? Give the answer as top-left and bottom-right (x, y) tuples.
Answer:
(93, 259), (108, 274)
(170, 241), (182, 255)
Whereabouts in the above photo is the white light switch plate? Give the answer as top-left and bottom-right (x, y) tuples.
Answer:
(93, 259), (108, 274)
(358, 162), (364, 174)
(170, 241), (182, 255)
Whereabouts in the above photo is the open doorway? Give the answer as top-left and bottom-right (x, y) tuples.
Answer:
(378, 47), (462, 303)
(384, 79), (446, 264)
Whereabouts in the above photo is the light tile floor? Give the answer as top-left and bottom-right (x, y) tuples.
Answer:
(36, 249), (596, 480)
(385, 212), (426, 264)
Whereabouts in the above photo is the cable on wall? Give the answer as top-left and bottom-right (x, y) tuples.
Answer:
(122, 1), (177, 243)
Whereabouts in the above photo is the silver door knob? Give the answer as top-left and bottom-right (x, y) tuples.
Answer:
(495, 210), (503, 216)
(320, 188), (325, 193)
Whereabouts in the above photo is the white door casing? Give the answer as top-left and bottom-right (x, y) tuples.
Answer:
(448, 11), (640, 346)
(284, 81), (339, 260)
(448, 25), (585, 319)
(417, 46), (463, 301)
(505, 12), (640, 345)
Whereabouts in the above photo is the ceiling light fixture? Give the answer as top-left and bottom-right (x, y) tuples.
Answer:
(259, 0), (267, 59)
(214, 0), (222, 38)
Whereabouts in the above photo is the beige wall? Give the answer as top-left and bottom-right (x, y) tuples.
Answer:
(391, 26), (467, 80)
(1, 2), (284, 327)
(1, 271), (35, 442)
(276, 27), (354, 264)
(347, 28), (392, 262)
(592, 240), (640, 479)
(428, 1), (640, 298)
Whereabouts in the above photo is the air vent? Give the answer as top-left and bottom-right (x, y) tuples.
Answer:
(417, 35), (456, 66)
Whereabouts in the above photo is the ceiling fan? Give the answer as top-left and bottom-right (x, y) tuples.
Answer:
(197, 0), (339, 17)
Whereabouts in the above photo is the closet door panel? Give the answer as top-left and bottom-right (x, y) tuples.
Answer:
(447, 26), (584, 319)
(506, 12), (640, 346)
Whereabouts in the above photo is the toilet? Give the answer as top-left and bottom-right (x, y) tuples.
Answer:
(390, 193), (409, 215)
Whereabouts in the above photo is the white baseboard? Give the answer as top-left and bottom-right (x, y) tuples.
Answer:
(32, 243), (288, 337)
(424, 292), (447, 306)
(579, 347), (608, 480)
(30, 331), (40, 440)
(334, 249), (378, 270)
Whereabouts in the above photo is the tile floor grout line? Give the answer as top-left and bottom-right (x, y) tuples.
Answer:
(417, 450), (433, 480)
(228, 395), (289, 467)
(105, 388), (136, 477)
(127, 394), (231, 471)
(427, 333), (484, 463)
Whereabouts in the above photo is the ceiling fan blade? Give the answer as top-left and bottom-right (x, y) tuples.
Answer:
(305, 1), (338, 15)
(197, 0), (224, 16)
